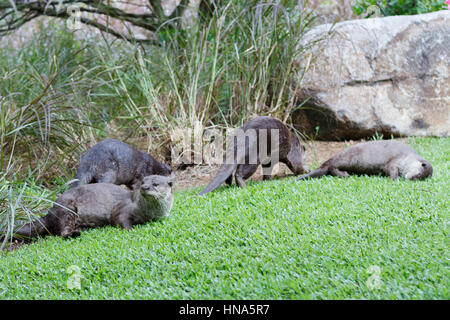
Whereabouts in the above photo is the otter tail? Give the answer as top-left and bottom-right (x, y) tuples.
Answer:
(70, 170), (92, 189)
(68, 179), (80, 188)
(198, 163), (237, 195)
(296, 167), (329, 180)
(13, 214), (54, 241)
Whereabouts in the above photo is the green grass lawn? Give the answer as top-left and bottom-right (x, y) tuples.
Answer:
(0, 138), (448, 299)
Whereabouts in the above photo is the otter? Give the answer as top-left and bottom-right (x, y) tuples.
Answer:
(296, 140), (433, 181)
(7, 175), (174, 242)
(199, 116), (307, 195)
(72, 139), (173, 189)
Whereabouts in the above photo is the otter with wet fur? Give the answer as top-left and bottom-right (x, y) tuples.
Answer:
(199, 116), (307, 195)
(9, 175), (174, 242)
(296, 140), (433, 181)
(72, 139), (173, 189)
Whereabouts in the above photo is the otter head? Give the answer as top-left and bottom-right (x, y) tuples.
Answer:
(285, 133), (307, 175)
(140, 175), (174, 218)
(158, 162), (173, 177)
(405, 159), (433, 181)
(143, 152), (173, 177)
(141, 175), (174, 198)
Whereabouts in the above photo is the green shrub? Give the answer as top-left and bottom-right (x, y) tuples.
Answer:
(352, 0), (447, 17)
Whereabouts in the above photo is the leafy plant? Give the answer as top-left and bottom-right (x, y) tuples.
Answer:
(352, 0), (447, 17)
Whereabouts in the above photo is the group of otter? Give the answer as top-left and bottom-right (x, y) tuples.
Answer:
(4, 116), (433, 243)
(6, 140), (175, 242)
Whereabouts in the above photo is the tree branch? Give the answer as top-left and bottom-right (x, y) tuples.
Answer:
(0, 0), (214, 42)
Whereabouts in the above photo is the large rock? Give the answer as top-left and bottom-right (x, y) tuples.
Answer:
(293, 11), (450, 140)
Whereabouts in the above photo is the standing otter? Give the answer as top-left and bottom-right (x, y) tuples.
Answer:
(8, 175), (174, 242)
(296, 140), (433, 181)
(199, 116), (307, 195)
(72, 139), (173, 189)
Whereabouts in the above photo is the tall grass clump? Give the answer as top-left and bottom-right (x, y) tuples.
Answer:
(0, 172), (67, 250)
(0, 24), (105, 180)
(0, 22), (110, 236)
(97, 0), (319, 150)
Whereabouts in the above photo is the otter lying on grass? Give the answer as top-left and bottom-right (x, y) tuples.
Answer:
(5, 175), (174, 242)
(296, 140), (433, 181)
